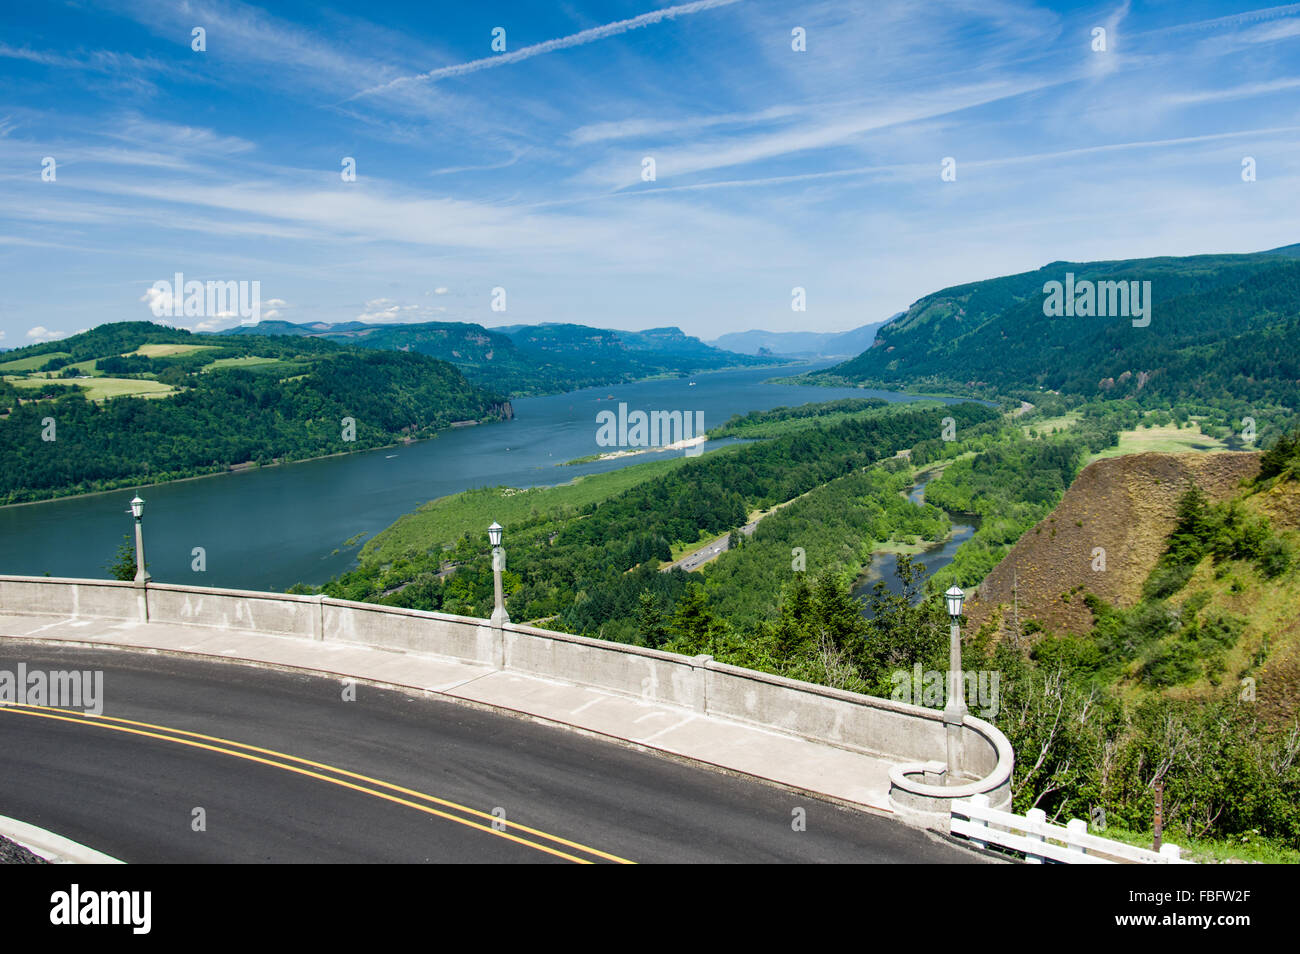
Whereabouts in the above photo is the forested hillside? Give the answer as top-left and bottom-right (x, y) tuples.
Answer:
(957, 439), (1300, 854)
(813, 248), (1300, 432)
(0, 322), (508, 503)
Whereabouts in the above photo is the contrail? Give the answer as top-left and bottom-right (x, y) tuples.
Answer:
(349, 0), (745, 99)
(1131, 1), (1300, 37)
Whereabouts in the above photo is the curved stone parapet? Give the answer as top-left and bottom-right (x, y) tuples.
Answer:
(0, 575), (1015, 827)
(887, 713), (1015, 830)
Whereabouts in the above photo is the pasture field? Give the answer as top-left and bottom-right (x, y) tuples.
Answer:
(202, 355), (285, 372)
(1021, 410), (1081, 437)
(0, 351), (70, 372)
(1088, 422), (1228, 462)
(12, 376), (178, 400)
(129, 343), (219, 358)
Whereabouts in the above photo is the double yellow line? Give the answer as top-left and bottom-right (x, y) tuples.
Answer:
(0, 704), (633, 864)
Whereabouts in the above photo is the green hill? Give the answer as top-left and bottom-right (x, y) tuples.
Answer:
(0, 322), (509, 504)
(813, 247), (1300, 421)
(954, 440), (1300, 854)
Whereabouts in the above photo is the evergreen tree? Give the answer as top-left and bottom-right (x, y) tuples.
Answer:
(667, 583), (720, 655)
(636, 591), (670, 649)
(855, 555), (948, 695)
(106, 534), (139, 581)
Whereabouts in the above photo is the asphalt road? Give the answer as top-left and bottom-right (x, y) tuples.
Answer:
(0, 645), (986, 864)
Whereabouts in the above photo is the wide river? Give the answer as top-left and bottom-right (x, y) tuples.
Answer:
(0, 362), (970, 591)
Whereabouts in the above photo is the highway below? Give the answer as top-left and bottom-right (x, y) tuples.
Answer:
(0, 644), (986, 864)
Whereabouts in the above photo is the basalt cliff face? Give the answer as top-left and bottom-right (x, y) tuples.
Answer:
(966, 451), (1261, 638)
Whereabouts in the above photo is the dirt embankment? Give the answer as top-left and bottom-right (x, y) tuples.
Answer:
(966, 452), (1261, 638)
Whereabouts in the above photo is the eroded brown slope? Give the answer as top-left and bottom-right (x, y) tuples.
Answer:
(966, 451), (1261, 637)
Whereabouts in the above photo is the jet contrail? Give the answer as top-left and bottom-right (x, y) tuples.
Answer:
(349, 0), (745, 99)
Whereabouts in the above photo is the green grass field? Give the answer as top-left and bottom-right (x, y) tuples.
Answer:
(0, 351), (70, 373)
(78, 377), (174, 400)
(8, 376), (177, 400)
(129, 343), (218, 358)
(1094, 824), (1299, 864)
(1021, 410), (1082, 437)
(1088, 423), (1228, 463)
(202, 355), (286, 372)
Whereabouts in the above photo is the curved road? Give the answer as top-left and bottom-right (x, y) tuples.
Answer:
(0, 645), (985, 863)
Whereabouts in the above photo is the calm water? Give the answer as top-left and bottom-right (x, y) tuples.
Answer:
(852, 480), (977, 616)
(0, 362), (973, 591)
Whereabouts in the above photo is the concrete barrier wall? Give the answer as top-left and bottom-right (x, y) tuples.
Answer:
(0, 577), (138, 621)
(325, 599), (495, 664)
(0, 576), (1013, 819)
(148, 583), (319, 637)
(704, 661), (954, 763)
(504, 624), (704, 710)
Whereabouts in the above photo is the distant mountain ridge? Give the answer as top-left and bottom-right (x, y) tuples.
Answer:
(709, 320), (893, 357)
(220, 319), (778, 396)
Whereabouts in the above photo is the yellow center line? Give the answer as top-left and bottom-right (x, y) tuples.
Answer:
(3, 702), (633, 864)
(0, 705), (633, 864)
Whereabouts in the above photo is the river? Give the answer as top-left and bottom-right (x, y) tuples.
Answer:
(852, 478), (977, 616)
(0, 362), (973, 591)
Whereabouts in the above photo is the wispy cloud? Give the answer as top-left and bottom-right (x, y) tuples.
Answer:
(576, 77), (1063, 190)
(1161, 77), (1300, 107)
(569, 104), (800, 145)
(6, 0), (1300, 339)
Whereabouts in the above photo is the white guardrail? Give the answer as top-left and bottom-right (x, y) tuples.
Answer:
(951, 794), (1193, 864)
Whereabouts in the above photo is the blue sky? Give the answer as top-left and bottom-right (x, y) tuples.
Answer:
(3, 0), (1300, 347)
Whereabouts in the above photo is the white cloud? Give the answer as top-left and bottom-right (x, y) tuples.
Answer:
(105, 117), (256, 158)
(140, 283), (173, 317)
(0, 43), (177, 78)
(26, 326), (68, 342)
(194, 317), (231, 331)
(357, 298), (405, 322)
(1161, 77), (1300, 107)
(577, 77), (1062, 190)
(356, 298), (449, 323)
(1086, 2), (1131, 79)
(433, 287), (448, 294)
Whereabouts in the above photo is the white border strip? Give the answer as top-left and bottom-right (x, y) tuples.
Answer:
(0, 813), (123, 864)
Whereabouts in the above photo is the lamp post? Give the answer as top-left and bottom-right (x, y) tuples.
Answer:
(943, 585), (967, 778)
(129, 495), (151, 584)
(126, 495), (151, 623)
(488, 521), (509, 627)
